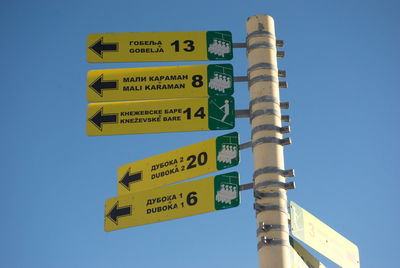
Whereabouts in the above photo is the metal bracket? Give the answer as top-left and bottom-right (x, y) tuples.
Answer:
(252, 136), (291, 147)
(248, 62), (277, 73)
(280, 102), (289, 109)
(249, 98), (289, 113)
(277, 51), (285, 58)
(235, 109), (250, 118)
(285, 181), (296, 190)
(254, 190), (284, 199)
(233, 39), (283, 48)
(239, 141), (252, 150)
(233, 42), (246, 48)
(251, 124), (290, 138)
(246, 30), (275, 41)
(278, 70), (286, 78)
(279, 81), (288, 88)
(255, 181), (296, 191)
(234, 75), (287, 88)
(281, 115), (290, 122)
(253, 167), (295, 179)
(247, 42), (276, 54)
(250, 109), (290, 124)
(254, 203), (287, 214)
(249, 96), (279, 110)
(276, 40), (284, 47)
(257, 237), (289, 250)
(250, 109), (280, 122)
(256, 222), (288, 236)
(234, 76), (248, 82)
(239, 182), (254, 191)
(249, 75), (279, 87)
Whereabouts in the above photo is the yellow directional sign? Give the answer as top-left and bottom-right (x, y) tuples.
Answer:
(87, 31), (233, 63)
(290, 237), (326, 268)
(290, 201), (360, 268)
(104, 172), (240, 231)
(118, 132), (239, 195)
(87, 64), (234, 102)
(86, 97), (235, 136)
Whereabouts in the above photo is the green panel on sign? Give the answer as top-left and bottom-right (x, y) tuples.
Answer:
(206, 31), (233, 60)
(208, 96), (235, 130)
(214, 172), (240, 210)
(207, 64), (234, 96)
(216, 132), (239, 170)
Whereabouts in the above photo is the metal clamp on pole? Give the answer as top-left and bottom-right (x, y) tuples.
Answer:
(276, 40), (284, 47)
(280, 126), (291, 134)
(249, 75), (279, 87)
(250, 109), (290, 124)
(251, 124), (291, 138)
(249, 96), (280, 109)
(233, 42), (247, 48)
(254, 202), (288, 214)
(250, 109), (280, 123)
(246, 30), (275, 41)
(257, 237), (289, 250)
(254, 181), (296, 191)
(247, 41), (276, 54)
(233, 40), (283, 49)
(248, 63), (278, 73)
(278, 70), (286, 78)
(239, 141), (252, 150)
(234, 76), (248, 82)
(284, 181), (295, 190)
(280, 102), (290, 109)
(235, 109), (250, 118)
(253, 167), (295, 180)
(254, 190), (284, 199)
(252, 137), (291, 148)
(257, 222), (288, 236)
(239, 182), (254, 191)
(281, 115), (290, 122)
(279, 81), (288, 88)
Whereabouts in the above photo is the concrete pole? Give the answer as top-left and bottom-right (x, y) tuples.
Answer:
(247, 15), (291, 268)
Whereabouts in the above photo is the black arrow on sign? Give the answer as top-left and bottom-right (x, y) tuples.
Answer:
(89, 38), (118, 58)
(88, 108), (118, 131)
(106, 201), (132, 225)
(119, 169), (143, 191)
(89, 75), (118, 97)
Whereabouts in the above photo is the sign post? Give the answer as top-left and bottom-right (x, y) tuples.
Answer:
(87, 31), (233, 63)
(87, 64), (234, 102)
(290, 201), (360, 268)
(104, 172), (240, 231)
(247, 15), (291, 268)
(118, 132), (239, 195)
(87, 97), (235, 136)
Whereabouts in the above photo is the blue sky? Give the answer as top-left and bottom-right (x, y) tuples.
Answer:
(1, 0), (399, 267)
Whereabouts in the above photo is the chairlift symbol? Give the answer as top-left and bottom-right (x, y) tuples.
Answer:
(209, 72), (232, 93)
(215, 182), (238, 205)
(217, 142), (238, 164)
(208, 38), (232, 57)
